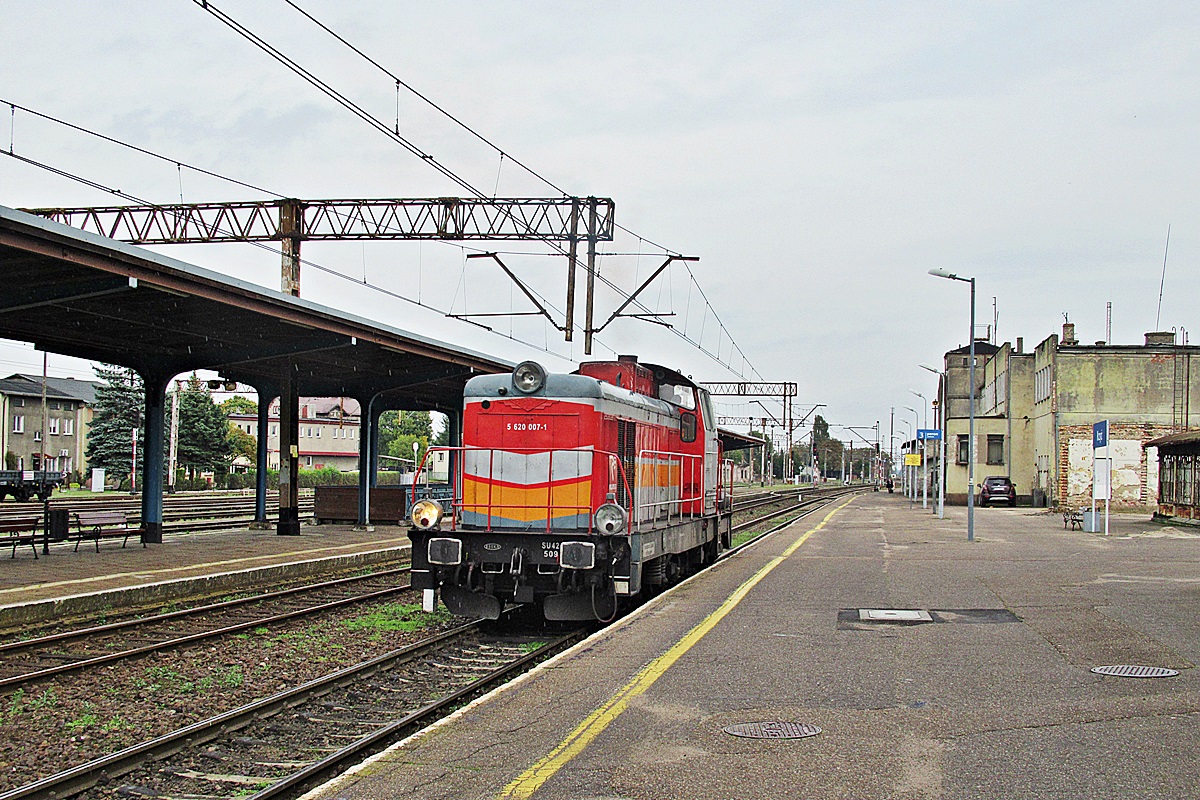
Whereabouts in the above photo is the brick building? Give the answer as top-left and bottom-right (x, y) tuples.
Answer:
(932, 324), (1200, 510)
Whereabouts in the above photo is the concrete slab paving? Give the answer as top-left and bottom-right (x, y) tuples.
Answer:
(306, 493), (1198, 800)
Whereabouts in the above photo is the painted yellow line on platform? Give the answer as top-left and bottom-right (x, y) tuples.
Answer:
(496, 495), (857, 800)
(0, 538), (410, 598)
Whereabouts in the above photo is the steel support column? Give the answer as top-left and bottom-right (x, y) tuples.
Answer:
(140, 375), (168, 544)
(250, 384), (276, 528)
(357, 395), (380, 528)
(277, 366), (301, 536)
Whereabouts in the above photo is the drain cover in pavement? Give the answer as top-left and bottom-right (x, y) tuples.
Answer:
(723, 722), (822, 740)
(1090, 665), (1179, 678)
(858, 609), (933, 623)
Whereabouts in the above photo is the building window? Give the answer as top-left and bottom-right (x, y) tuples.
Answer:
(48, 418), (60, 435)
(956, 434), (969, 465)
(62, 418), (74, 436)
(49, 401), (60, 410)
(315, 427), (321, 438)
(305, 456), (313, 467)
(271, 424), (278, 437)
(33, 430), (41, 442)
(986, 435), (1004, 465)
(12, 398), (23, 407)
(12, 415), (23, 433)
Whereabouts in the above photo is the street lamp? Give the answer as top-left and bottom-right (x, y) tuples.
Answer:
(909, 389), (929, 509)
(897, 417), (912, 498)
(929, 268), (976, 542)
(903, 405), (919, 501)
(919, 363), (946, 520)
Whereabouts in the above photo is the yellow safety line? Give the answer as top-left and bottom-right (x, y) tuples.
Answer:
(0, 538), (410, 598)
(497, 495), (857, 799)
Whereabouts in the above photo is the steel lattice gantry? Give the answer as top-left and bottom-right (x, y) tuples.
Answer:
(26, 197), (616, 346)
(0, 205), (512, 540)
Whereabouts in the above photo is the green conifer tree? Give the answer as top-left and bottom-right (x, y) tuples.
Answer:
(85, 364), (144, 480)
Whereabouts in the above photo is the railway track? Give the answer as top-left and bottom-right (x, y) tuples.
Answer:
(3, 623), (584, 800)
(0, 493), (317, 532)
(0, 568), (413, 690)
(728, 485), (865, 548)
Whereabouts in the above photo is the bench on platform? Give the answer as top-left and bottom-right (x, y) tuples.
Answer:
(0, 516), (41, 559)
(73, 510), (145, 552)
(1063, 508), (1084, 530)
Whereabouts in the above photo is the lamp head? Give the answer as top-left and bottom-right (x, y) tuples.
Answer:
(919, 363), (942, 375)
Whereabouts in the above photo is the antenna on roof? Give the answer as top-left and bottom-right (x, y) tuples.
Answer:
(1156, 224), (1171, 330)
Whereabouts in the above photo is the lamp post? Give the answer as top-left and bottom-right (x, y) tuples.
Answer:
(929, 268), (976, 542)
(919, 363), (947, 520)
(903, 405), (919, 501)
(897, 418), (912, 498)
(909, 389), (928, 509)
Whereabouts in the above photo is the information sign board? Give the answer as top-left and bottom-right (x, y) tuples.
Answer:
(917, 429), (942, 441)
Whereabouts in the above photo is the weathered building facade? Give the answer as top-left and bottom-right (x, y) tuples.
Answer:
(0, 375), (98, 476)
(934, 325), (1200, 510)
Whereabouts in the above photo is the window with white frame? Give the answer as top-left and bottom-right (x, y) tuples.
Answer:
(62, 418), (73, 436)
(12, 415), (23, 433)
(48, 418), (59, 435)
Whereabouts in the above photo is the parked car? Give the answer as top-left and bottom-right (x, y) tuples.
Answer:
(980, 475), (1017, 507)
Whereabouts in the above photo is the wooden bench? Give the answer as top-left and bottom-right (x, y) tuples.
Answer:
(73, 510), (145, 552)
(0, 516), (42, 559)
(1063, 508), (1084, 530)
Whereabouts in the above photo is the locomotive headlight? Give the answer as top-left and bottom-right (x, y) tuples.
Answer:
(593, 503), (627, 534)
(410, 499), (444, 529)
(512, 361), (546, 394)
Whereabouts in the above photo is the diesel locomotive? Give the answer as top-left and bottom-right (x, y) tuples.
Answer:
(408, 356), (732, 621)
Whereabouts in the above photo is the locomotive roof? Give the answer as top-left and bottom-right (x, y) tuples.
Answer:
(464, 370), (680, 417)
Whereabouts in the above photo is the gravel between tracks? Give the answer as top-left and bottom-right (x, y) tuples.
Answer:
(0, 591), (459, 793)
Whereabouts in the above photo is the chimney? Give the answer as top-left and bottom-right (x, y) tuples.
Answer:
(1062, 322), (1078, 346)
(1145, 331), (1176, 346)
(1016, 337), (1023, 354)
(617, 354), (638, 364)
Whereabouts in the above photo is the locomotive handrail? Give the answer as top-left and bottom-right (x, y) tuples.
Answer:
(412, 446), (635, 534)
(633, 449), (707, 531)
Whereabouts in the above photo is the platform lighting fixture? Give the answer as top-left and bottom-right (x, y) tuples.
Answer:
(919, 363), (947, 520)
(903, 405), (920, 502)
(909, 389), (929, 510)
(928, 268), (976, 542)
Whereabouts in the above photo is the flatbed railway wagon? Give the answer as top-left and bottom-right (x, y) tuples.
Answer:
(408, 356), (733, 621)
(0, 470), (66, 501)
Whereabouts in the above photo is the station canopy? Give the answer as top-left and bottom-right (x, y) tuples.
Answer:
(0, 206), (512, 407)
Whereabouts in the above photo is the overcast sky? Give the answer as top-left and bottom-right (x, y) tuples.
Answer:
(3, 1), (1199, 446)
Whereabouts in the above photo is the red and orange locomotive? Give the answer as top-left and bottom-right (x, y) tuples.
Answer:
(409, 356), (732, 621)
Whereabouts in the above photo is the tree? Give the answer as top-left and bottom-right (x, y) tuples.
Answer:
(176, 374), (233, 478)
(219, 396), (258, 417)
(379, 410), (433, 467)
(227, 422), (257, 464)
(86, 364), (145, 479)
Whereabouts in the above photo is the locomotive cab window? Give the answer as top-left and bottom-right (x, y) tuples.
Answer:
(680, 412), (697, 443)
(659, 383), (696, 410)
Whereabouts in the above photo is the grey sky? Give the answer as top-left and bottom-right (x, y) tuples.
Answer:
(2, 1), (1198, 442)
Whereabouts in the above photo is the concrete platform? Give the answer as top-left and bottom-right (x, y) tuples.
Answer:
(0, 523), (411, 631)
(306, 493), (1200, 800)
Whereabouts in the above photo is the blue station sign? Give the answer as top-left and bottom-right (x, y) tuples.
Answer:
(917, 428), (942, 441)
(1093, 420), (1109, 450)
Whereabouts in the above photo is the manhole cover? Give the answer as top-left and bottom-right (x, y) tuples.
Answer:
(858, 609), (933, 623)
(1091, 665), (1179, 678)
(722, 721), (822, 740)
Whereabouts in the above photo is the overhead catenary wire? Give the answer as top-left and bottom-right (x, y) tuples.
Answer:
(269, 0), (755, 376)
